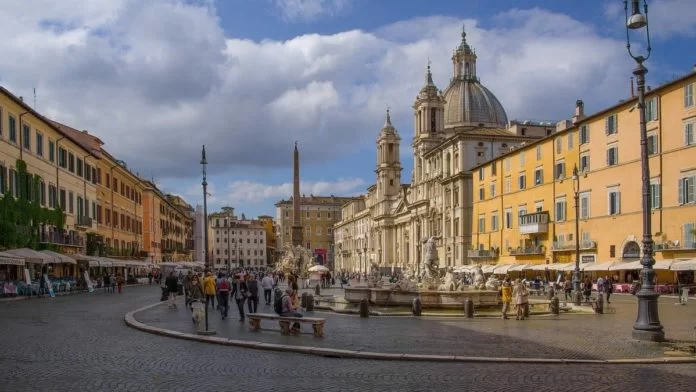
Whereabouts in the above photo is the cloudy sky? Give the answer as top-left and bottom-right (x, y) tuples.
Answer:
(1, 0), (693, 218)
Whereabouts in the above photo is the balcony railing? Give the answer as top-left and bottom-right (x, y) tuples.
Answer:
(76, 215), (93, 228)
(518, 212), (549, 234)
(551, 240), (597, 251)
(468, 249), (499, 258)
(510, 246), (545, 256)
(39, 230), (85, 247)
(655, 242), (696, 252)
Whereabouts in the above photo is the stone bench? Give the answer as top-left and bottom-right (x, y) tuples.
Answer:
(247, 313), (325, 337)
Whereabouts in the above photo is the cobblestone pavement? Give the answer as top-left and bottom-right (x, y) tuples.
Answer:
(139, 287), (696, 360)
(1, 285), (695, 391)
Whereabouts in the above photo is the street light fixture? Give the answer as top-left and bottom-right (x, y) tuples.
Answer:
(623, 0), (663, 342)
(572, 165), (582, 305)
(199, 145), (214, 336)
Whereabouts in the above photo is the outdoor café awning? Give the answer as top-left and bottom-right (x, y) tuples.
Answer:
(5, 248), (58, 265)
(492, 264), (513, 274)
(0, 251), (25, 266)
(609, 260), (642, 271)
(583, 261), (619, 272)
(508, 264), (528, 272)
(481, 264), (497, 274)
(653, 259), (675, 270)
(39, 250), (77, 265)
(671, 259), (696, 271)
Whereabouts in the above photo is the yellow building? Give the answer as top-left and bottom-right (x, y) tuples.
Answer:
(0, 87), (98, 259)
(257, 215), (277, 266)
(141, 184), (193, 263)
(472, 71), (696, 282)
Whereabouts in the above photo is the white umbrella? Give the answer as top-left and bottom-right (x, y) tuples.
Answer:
(39, 250), (77, 265)
(308, 265), (329, 272)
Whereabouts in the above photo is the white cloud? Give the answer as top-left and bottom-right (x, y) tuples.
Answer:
(273, 0), (350, 22)
(223, 178), (365, 204)
(0, 1), (649, 184)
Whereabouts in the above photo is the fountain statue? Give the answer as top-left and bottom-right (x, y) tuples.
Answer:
(485, 276), (501, 291)
(438, 268), (460, 291)
(367, 259), (381, 288)
(418, 235), (442, 289)
(394, 266), (418, 292)
(471, 264), (486, 290)
(275, 244), (313, 276)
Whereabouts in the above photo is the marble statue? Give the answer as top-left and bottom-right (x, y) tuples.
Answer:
(471, 264), (486, 290)
(394, 267), (418, 292)
(275, 244), (313, 276)
(438, 269), (459, 291)
(421, 235), (442, 281)
(485, 276), (500, 291)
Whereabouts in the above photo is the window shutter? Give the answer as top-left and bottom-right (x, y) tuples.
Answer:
(679, 179), (684, 205)
(617, 192), (621, 214)
(605, 117), (609, 134)
(615, 115), (618, 133)
(606, 149), (610, 165)
(688, 176), (695, 203)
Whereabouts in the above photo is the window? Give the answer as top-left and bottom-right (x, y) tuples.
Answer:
(0, 165), (5, 194)
(36, 133), (44, 157)
(478, 168), (484, 181)
(22, 125), (31, 150)
(567, 132), (574, 150)
(606, 146), (618, 166)
(536, 145), (542, 160)
(59, 189), (66, 210)
(678, 175), (695, 205)
(580, 154), (590, 173)
(518, 174), (526, 190)
(519, 151), (525, 166)
(504, 177), (511, 193)
(647, 134), (659, 155)
(534, 168), (543, 186)
(685, 223), (696, 248)
(608, 189), (621, 215)
(85, 164), (92, 182)
(479, 187), (484, 201)
(48, 185), (57, 208)
(505, 209), (512, 229)
(504, 158), (510, 172)
(68, 152), (75, 173)
(605, 114), (618, 135)
(491, 163), (497, 176)
(685, 83), (694, 108)
(554, 162), (565, 179)
(9, 169), (18, 197)
(556, 137), (562, 154)
(489, 183), (496, 198)
(40, 181), (46, 206)
(646, 97), (658, 121)
(453, 186), (459, 206)
(685, 121), (694, 146)
(478, 215), (485, 233)
(9, 116), (16, 143)
(580, 193), (590, 219)
(48, 140), (55, 162)
(579, 125), (590, 144)
(58, 147), (67, 168)
(76, 158), (83, 177)
(650, 183), (660, 209)
(555, 198), (566, 222)
(491, 214), (499, 231)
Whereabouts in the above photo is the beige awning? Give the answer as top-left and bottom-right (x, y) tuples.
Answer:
(609, 260), (642, 271)
(653, 260), (675, 270)
(492, 264), (513, 274)
(481, 264), (497, 274)
(0, 251), (25, 266)
(508, 264), (528, 272)
(584, 261), (619, 272)
(671, 259), (696, 271)
(5, 248), (57, 265)
(39, 250), (77, 265)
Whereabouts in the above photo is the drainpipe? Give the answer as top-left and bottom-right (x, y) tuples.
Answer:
(54, 136), (66, 243)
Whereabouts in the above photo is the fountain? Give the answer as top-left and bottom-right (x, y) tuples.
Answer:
(275, 244), (314, 276)
(344, 235), (500, 309)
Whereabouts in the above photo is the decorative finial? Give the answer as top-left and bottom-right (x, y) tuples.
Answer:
(294, 140), (298, 149)
(461, 23), (466, 42)
(384, 106), (393, 127)
(425, 60), (434, 86)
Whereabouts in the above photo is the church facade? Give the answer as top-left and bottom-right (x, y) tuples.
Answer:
(334, 29), (553, 273)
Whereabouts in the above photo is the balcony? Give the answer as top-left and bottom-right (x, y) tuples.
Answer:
(510, 246), (545, 256)
(39, 230), (85, 248)
(76, 215), (93, 229)
(551, 240), (597, 252)
(518, 212), (549, 235)
(468, 249), (499, 260)
(655, 241), (696, 252)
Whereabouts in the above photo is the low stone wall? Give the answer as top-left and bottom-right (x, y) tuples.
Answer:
(344, 287), (500, 308)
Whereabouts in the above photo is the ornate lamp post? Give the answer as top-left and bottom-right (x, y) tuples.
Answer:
(571, 165), (582, 305)
(624, 0), (664, 341)
(199, 145), (214, 335)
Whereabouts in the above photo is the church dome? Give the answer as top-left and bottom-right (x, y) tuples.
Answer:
(442, 27), (508, 130)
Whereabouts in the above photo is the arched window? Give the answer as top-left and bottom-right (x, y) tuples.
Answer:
(622, 241), (641, 259)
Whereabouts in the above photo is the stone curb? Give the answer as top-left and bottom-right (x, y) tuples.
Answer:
(124, 301), (696, 365)
(0, 283), (151, 302)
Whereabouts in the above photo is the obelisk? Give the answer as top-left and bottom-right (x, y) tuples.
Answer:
(291, 142), (303, 247)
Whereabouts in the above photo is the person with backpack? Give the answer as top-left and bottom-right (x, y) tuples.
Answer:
(230, 275), (249, 322)
(217, 274), (231, 320)
(278, 287), (302, 332)
(246, 274), (260, 314)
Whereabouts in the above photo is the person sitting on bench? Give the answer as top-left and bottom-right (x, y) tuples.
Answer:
(280, 287), (302, 332)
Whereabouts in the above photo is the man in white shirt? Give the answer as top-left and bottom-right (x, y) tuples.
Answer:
(261, 273), (274, 305)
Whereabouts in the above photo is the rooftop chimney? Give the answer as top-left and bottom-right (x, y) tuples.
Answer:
(571, 99), (585, 124)
(19, 96), (23, 102)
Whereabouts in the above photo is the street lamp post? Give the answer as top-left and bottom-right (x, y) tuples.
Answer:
(199, 145), (214, 335)
(624, 0), (664, 342)
(572, 165), (582, 305)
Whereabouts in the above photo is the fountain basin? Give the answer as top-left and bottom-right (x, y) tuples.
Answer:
(344, 287), (500, 309)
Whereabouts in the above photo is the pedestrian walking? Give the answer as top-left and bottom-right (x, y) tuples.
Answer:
(116, 274), (125, 294)
(500, 276), (512, 320)
(231, 275), (249, 322)
(603, 275), (613, 304)
(513, 279), (529, 320)
(165, 272), (178, 310)
(563, 278), (572, 301)
(246, 274), (259, 314)
(203, 272), (217, 310)
(261, 273), (274, 305)
(217, 274), (231, 320)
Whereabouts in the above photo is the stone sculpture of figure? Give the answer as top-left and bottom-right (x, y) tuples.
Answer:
(485, 276), (500, 291)
(438, 268), (458, 291)
(472, 264), (486, 290)
(421, 235), (442, 280)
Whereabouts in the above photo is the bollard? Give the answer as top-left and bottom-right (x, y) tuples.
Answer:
(412, 297), (422, 316)
(464, 298), (474, 318)
(359, 299), (369, 318)
(306, 294), (314, 311)
(301, 292), (308, 308)
(547, 286), (555, 300)
(550, 296), (560, 315)
(315, 284), (321, 296)
(594, 294), (604, 314)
